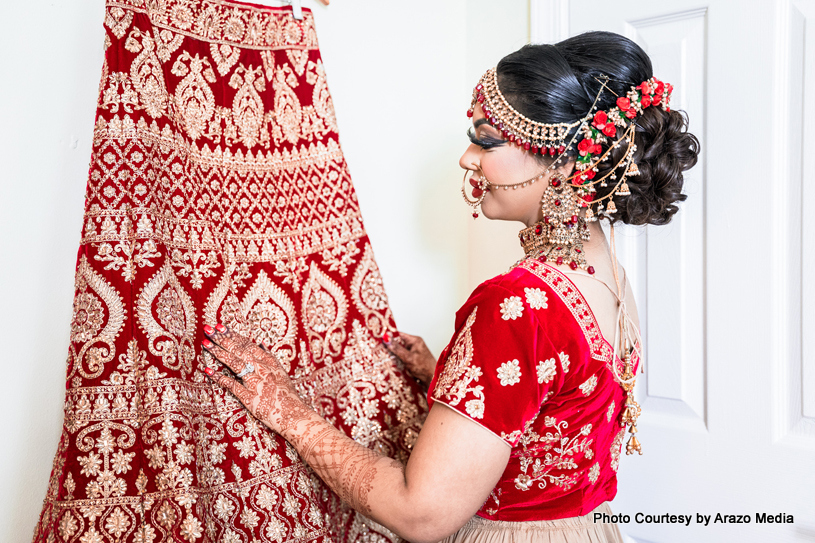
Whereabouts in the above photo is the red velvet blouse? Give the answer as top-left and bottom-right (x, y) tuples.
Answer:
(427, 259), (639, 522)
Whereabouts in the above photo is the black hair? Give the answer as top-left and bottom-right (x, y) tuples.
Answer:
(496, 31), (699, 226)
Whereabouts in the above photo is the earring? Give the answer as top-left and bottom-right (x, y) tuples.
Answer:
(518, 172), (594, 273)
(461, 170), (488, 218)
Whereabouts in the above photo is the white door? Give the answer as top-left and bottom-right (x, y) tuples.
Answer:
(533, 1), (815, 541)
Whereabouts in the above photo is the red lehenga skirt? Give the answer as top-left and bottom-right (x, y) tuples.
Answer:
(33, 2), (426, 542)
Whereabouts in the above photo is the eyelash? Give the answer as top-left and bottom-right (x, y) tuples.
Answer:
(467, 128), (505, 150)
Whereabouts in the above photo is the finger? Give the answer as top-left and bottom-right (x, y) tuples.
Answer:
(203, 339), (252, 376)
(207, 324), (262, 359)
(205, 367), (254, 406)
(387, 341), (412, 362)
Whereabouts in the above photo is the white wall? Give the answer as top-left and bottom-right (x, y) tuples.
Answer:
(0, 0), (529, 539)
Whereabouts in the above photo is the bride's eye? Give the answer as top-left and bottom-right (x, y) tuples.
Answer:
(467, 128), (505, 150)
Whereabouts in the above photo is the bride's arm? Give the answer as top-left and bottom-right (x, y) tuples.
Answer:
(203, 326), (510, 543)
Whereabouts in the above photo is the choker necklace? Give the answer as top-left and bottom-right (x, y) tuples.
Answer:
(518, 172), (595, 274)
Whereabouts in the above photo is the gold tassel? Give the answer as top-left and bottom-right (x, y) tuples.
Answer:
(617, 181), (631, 196)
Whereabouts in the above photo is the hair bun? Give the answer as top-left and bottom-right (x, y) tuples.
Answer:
(615, 107), (699, 226)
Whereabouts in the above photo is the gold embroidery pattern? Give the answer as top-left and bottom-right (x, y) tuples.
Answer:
(350, 244), (394, 338)
(519, 260), (620, 371)
(512, 416), (593, 492)
(432, 308), (486, 420)
(35, 3), (426, 542)
(69, 256), (127, 381)
(610, 427), (626, 472)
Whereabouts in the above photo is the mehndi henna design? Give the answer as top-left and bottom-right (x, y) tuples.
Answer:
(204, 325), (394, 517)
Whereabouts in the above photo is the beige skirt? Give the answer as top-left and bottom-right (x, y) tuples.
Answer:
(438, 502), (624, 543)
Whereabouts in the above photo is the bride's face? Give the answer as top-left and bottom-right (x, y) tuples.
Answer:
(459, 105), (571, 226)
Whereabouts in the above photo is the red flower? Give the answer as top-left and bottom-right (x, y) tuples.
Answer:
(584, 169), (596, 180)
(592, 110), (608, 129)
(577, 138), (593, 156)
(602, 123), (617, 137)
(655, 81), (665, 94)
(641, 95), (652, 108)
(592, 142), (603, 154)
(625, 109), (637, 119)
(617, 97), (631, 110)
(652, 94), (662, 106)
(639, 82), (652, 95)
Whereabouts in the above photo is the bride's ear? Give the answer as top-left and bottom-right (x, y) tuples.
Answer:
(554, 156), (576, 178)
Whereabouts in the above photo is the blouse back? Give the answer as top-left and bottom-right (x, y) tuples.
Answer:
(427, 259), (639, 522)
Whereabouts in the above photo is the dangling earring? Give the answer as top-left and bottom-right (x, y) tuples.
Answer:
(518, 172), (594, 273)
(461, 170), (488, 218)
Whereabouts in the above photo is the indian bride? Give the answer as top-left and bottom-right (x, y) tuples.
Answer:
(201, 31), (699, 543)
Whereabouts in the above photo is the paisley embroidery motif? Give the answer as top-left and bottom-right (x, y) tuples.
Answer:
(125, 28), (169, 119)
(272, 64), (302, 145)
(222, 269), (299, 371)
(70, 256), (127, 380)
(350, 243), (392, 337)
(229, 64), (267, 148)
(433, 308), (485, 418)
(137, 261), (197, 376)
(302, 262), (348, 364)
(171, 51), (217, 140)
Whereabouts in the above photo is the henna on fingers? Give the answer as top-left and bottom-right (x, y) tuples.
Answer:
(203, 324), (397, 519)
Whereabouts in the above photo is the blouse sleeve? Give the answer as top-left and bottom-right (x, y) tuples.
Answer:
(428, 279), (563, 447)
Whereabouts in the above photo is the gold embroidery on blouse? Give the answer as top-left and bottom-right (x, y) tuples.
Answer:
(513, 416), (593, 492)
(524, 287), (548, 309)
(610, 427), (626, 472)
(536, 358), (556, 384)
(433, 308), (485, 419)
(499, 295), (524, 320)
(558, 351), (570, 373)
(588, 462), (600, 484)
(579, 374), (598, 396)
(497, 359), (522, 386)
(607, 400), (616, 422)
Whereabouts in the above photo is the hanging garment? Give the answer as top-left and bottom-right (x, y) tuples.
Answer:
(33, 2), (426, 542)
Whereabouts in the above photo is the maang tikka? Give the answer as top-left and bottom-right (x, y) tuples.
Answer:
(518, 172), (593, 273)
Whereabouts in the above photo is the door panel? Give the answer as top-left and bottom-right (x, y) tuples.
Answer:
(531, 1), (815, 541)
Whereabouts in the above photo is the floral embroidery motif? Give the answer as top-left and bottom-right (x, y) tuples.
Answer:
(434, 308), (485, 417)
(499, 296), (524, 320)
(610, 428), (626, 472)
(588, 462), (600, 484)
(497, 359), (522, 386)
(536, 359), (557, 384)
(524, 287), (548, 309)
(579, 374), (598, 396)
(559, 352), (570, 373)
(466, 399), (485, 419)
(607, 401), (616, 422)
(513, 416), (594, 492)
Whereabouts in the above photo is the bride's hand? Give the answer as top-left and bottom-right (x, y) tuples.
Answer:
(386, 332), (437, 386)
(201, 324), (313, 435)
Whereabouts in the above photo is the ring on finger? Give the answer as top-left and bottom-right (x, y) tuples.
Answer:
(237, 363), (255, 378)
